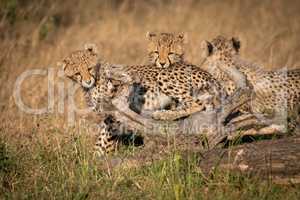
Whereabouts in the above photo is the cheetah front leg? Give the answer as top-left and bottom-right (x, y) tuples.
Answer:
(152, 98), (207, 121)
(94, 115), (121, 156)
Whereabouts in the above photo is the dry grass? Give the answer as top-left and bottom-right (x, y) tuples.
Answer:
(0, 0), (300, 198)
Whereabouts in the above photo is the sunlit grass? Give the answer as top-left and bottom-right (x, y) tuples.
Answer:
(1, 129), (300, 199)
(1, 0), (300, 199)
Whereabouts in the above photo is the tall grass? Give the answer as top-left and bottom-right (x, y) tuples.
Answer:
(1, 131), (300, 199)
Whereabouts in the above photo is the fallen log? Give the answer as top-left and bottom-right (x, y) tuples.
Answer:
(197, 135), (300, 184)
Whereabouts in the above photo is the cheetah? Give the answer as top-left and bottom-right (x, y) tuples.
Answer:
(200, 35), (300, 133)
(61, 44), (131, 155)
(125, 32), (229, 120)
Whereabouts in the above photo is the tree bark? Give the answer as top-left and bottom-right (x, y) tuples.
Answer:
(197, 135), (300, 184)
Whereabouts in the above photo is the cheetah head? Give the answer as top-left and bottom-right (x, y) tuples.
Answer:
(147, 32), (186, 68)
(61, 43), (99, 89)
(200, 35), (241, 68)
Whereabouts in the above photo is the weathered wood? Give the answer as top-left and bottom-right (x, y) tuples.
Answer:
(197, 136), (300, 184)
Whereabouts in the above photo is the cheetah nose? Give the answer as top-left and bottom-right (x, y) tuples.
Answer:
(159, 61), (166, 66)
(159, 60), (170, 68)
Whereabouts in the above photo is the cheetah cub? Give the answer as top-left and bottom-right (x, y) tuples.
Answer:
(61, 44), (129, 155)
(201, 35), (300, 133)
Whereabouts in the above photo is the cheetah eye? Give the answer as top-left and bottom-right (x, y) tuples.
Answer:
(168, 52), (175, 56)
(72, 74), (81, 82)
(153, 51), (159, 54)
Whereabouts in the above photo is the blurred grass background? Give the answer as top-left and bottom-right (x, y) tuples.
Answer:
(0, 0), (300, 198)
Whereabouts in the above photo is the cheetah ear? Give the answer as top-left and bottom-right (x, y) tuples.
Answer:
(58, 61), (69, 73)
(146, 32), (157, 41)
(84, 43), (98, 54)
(177, 32), (188, 44)
(60, 61), (75, 76)
(231, 37), (240, 52)
(200, 40), (213, 57)
(57, 61), (65, 70)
